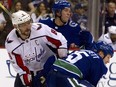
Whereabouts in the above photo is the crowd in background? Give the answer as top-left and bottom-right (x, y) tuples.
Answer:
(0, 0), (116, 49)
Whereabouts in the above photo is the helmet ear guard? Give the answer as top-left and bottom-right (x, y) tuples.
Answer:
(11, 10), (31, 25)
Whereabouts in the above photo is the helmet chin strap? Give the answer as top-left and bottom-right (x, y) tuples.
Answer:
(103, 56), (105, 59)
(98, 50), (106, 59)
(16, 25), (22, 35)
(102, 53), (106, 60)
(57, 10), (67, 25)
(59, 16), (66, 24)
(16, 25), (29, 40)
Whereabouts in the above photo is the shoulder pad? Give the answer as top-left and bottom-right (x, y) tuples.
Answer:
(69, 21), (78, 27)
(32, 23), (42, 30)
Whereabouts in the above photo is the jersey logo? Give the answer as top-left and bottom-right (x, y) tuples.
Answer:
(105, 35), (110, 39)
(37, 24), (42, 30)
(24, 48), (45, 63)
(6, 38), (13, 43)
(22, 13), (25, 17)
(69, 21), (78, 27)
(51, 29), (57, 35)
(35, 40), (39, 46)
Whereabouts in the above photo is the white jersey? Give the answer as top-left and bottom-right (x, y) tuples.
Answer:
(5, 23), (67, 75)
(98, 33), (116, 50)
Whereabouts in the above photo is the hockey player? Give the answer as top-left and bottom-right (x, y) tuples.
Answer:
(46, 41), (114, 87)
(5, 10), (67, 87)
(98, 26), (116, 50)
(39, 0), (94, 50)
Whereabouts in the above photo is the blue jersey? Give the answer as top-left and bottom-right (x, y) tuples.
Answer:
(52, 50), (107, 86)
(39, 18), (81, 48)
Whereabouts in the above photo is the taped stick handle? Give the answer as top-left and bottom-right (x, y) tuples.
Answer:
(0, 3), (12, 18)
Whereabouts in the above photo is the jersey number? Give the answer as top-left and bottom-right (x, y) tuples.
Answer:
(66, 51), (89, 63)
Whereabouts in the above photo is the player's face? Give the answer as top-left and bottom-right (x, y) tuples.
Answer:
(61, 7), (72, 22)
(103, 54), (112, 64)
(18, 20), (31, 37)
(110, 33), (116, 42)
(98, 51), (111, 64)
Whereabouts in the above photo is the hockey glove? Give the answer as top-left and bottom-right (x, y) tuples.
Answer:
(20, 73), (32, 86)
(79, 30), (94, 49)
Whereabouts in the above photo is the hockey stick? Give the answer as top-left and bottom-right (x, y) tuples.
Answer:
(6, 60), (16, 78)
(0, 3), (12, 18)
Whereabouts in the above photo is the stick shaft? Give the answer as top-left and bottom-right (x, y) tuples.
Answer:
(0, 3), (12, 18)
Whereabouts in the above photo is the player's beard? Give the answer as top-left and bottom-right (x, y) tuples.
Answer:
(18, 28), (31, 40)
(61, 16), (70, 23)
(22, 30), (31, 39)
(22, 29), (31, 36)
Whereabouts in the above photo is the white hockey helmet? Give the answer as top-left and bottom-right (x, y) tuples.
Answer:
(12, 10), (31, 25)
(108, 26), (116, 34)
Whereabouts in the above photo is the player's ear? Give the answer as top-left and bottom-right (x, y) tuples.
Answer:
(98, 51), (104, 59)
(56, 11), (61, 16)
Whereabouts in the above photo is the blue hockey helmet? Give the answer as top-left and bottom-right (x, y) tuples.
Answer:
(92, 41), (114, 57)
(52, 0), (71, 14)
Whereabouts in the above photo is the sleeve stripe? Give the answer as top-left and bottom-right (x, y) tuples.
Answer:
(13, 53), (30, 74)
(53, 59), (83, 79)
(46, 36), (62, 48)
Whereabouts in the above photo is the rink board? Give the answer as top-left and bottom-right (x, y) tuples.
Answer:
(0, 48), (116, 87)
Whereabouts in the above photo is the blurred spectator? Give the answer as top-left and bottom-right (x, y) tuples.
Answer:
(11, 0), (23, 13)
(0, 8), (13, 47)
(105, 1), (116, 33)
(31, 1), (51, 22)
(98, 26), (116, 50)
(0, 8), (7, 39)
(0, 8), (6, 27)
(0, 0), (12, 10)
(67, 0), (79, 9)
(32, 0), (55, 14)
(72, 3), (87, 30)
(80, 0), (88, 6)
(45, 0), (55, 13)
(32, 0), (43, 7)
(0, 15), (6, 31)
(107, 0), (116, 3)
(13, 0), (36, 15)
